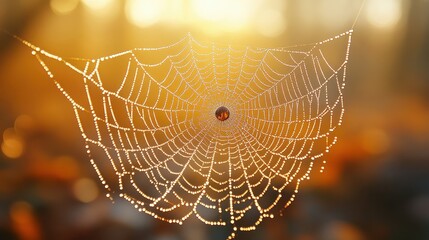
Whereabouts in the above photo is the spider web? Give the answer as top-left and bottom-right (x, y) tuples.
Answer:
(21, 29), (353, 238)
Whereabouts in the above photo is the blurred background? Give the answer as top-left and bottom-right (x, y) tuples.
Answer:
(0, 0), (429, 239)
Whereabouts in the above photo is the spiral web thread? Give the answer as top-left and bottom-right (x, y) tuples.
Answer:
(21, 30), (353, 238)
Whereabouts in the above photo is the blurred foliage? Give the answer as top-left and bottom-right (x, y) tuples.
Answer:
(1, 0), (429, 239)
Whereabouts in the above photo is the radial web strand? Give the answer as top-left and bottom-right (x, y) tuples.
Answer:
(21, 30), (353, 238)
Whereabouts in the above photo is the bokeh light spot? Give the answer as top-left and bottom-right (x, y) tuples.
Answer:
(191, 0), (228, 22)
(2, 128), (24, 159)
(125, 0), (164, 28)
(73, 178), (99, 203)
(50, 0), (79, 15)
(366, 0), (402, 29)
(81, 0), (112, 11)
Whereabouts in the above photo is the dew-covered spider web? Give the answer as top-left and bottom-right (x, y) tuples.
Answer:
(16, 29), (353, 238)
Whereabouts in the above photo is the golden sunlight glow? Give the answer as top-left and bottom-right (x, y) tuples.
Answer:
(255, 8), (286, 37)
(319, 0), (351, 29)
(81, 0), (113, 11)
(366, 0), (402, 29)
(190, 0), (263, 32)
(50, 0), (79, 15)
(191, 0), (227, 21)
(225, 0), (261, 31)
(125, 0), (165, 28)
(121, 0), (287, 35)
(164, 0), (186, 24)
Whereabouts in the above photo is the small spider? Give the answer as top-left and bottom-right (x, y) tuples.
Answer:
(215, 106), (230, 121)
